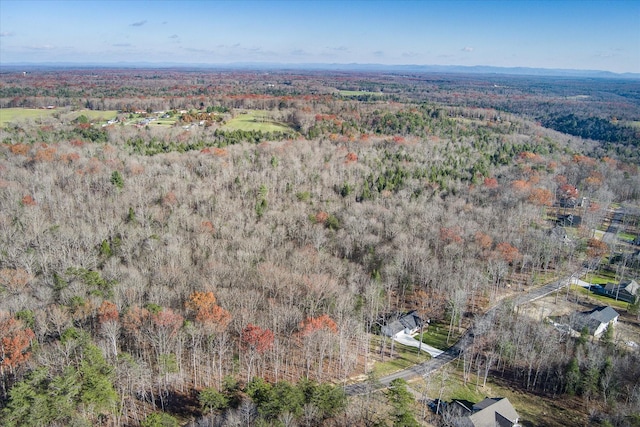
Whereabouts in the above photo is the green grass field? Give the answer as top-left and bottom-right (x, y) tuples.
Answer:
(571, 284), (630, 311)
(418, 321), (459, 350)
(0, 108), (118, 128)
(369, 335), (431, 378)
(338, 90), (384, 97)
(221, 110), (292, 132)
(0, 108), (57, 127)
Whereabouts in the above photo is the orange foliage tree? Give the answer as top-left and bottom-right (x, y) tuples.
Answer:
(440, 226), (463, 244)
(528, 187), (553, 206)
(495, 242), (521, 265)
(97, 300), (119, 324)
(0, 314), (35, 376)
(185, 291), (231, 331)
(587, 238), (608, 259)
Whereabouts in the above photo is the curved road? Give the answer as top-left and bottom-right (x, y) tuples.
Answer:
(344, 270), (584, 396)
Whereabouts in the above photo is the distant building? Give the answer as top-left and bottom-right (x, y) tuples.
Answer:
(602, 279), (639, 304)
(557, 214), (582, 227)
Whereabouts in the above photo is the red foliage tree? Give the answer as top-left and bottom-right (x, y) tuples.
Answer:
(345, 152), (358, 164)
(483, 177), (499, 189)
(21, 195), (37, 206)
(241, 324), (274, 354)
(440, 226), (463, 244)
(299, 314), (338, 336)
(0, 314), (35, 373)
(559, 184), (579, 199)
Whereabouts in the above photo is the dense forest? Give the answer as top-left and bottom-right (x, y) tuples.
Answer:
(0, 68), (639, 426)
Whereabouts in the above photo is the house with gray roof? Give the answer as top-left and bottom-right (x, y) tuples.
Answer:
(380, 310), (423, 337)
(452, 397), (521, 427)
(603, 279), (639, 304)
(572, 306), (619, 337)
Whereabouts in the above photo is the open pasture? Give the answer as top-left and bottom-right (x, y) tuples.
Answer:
(0, 108), (118, 128)
(221, 110), (292, 132)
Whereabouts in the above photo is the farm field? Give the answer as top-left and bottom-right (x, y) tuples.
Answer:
(221, 110), (292, 132)
(0, 107), (118, 127)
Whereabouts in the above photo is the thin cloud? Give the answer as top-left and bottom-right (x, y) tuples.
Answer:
(462, 46), (474, 52)
(113, 43), (132, 47)
(130, 20), (147, 27)
(0, 31), (16, 37)
(24, 44), (56, 50)
(169, 34), (179, 39)
(373, 50), (385, 57)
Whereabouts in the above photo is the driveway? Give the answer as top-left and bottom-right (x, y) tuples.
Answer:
(393, 332), (444, 357)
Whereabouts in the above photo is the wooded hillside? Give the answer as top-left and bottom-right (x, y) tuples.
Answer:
(1, 69), (639, 426)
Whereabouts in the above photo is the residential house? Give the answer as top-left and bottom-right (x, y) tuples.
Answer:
(380, 310), (423, 337)
(602, 279), (639, 304)
(450, 397), (521, 427)
(572, 306), (619, 337)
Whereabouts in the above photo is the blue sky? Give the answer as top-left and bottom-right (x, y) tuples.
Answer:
(1, 0), (638, 73)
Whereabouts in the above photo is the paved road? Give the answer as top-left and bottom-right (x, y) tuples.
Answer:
(344, 270), (584, 396)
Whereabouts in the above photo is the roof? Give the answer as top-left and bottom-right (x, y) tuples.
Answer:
(604, 279), (639, 295)
(588, 306), (619, 324)
(573, 306), (619, 335)
(468, 398), (519, 427)
(381, 310), (423, 337)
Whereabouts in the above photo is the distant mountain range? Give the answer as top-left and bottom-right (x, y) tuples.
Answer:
(2, 62), (639, 79)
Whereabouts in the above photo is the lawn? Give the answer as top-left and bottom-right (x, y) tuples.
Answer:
(0, 108), (58, 127)
(338, 90), (384, 97)
(582, 270), (616, 285)
(571, 285), (631, 311)
(418, 321), (459, 350)
(369, 335), (431, 378)
(0, 108), (118, 128)
(221, 110), (292, 132)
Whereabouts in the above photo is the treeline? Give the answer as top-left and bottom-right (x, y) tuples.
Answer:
(540, 114), (636, 145)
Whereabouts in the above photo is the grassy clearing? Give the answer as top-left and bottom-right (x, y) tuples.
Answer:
(582, 270), (616, 285)
(0, 108), (119, 128)
(418, 321), (458, 350)
(221, 110), (291, 132)
(369, 335), (431, 378)
(0, 108), (57, 127)
(338, 90), (384, 97)
(617, 231), (637, 242)
(571, 285), (630, 311)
